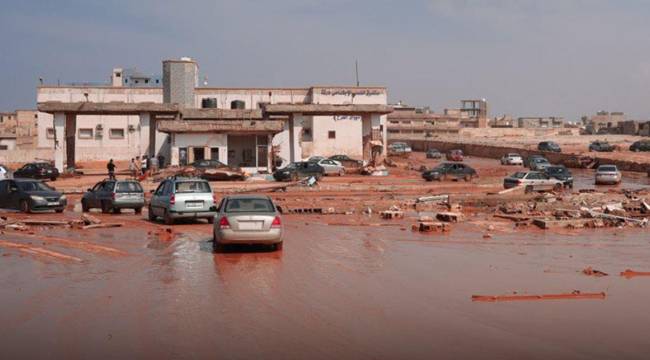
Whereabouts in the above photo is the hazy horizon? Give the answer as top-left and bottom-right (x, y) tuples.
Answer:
(2, 0), (650, 121)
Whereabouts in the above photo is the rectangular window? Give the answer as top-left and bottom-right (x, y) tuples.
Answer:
(328, 131), (336, 139)
(46, 128), (55, 139)
(0, 145), (8, 150)
(109, 128), (125, 139)
(78, 128), (93, 139)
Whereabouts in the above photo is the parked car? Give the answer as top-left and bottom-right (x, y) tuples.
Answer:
(595, 165), (622, 185)
(213, 195), (283, 252)
(500, 153), (524, 166)
(81, 179), (144, 214)
(589, 140), (615, 152)
(314, 159), (345, 176)
(328, 155), (364, 168)
(426, 149), (442, 159)
(524, 154), (546, 168)
(148, 177), (217, 225)
(629, 140), (650, 152)
(446, 149), (464, 162)
(0, 179), (66, 213)
(13, 162), (59, 181)
(503, 171), (564, 193)
(0, 164), (9, 180)
(422, 163), (477, 181)
(544, 165), (574, 188)
(189, 159), (245, 181)
(529, 157), (551, 171)
(388, 142), (412, 155)
(273, 162), (324, 181)
(538, 141), (562, 153)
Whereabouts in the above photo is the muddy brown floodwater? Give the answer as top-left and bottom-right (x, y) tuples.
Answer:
(1, 216), (650, 359)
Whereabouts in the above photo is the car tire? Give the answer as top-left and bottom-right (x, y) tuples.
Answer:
(134, 207), (142, 214)
(101, 201), (111, 214)
(147, 205), (156, 221)
(525, 185), (534, 194)
(19, 200), (31, 214)
(113, 207), (121, 214)
(50, 177), (56, 182)
(275, 242), (283, 251)
(553, 183), (563, 192)
(163, 210), (174, 225)
(81, 200), (89, 212)
(213, 237), (224, 253)
(55, 209), (64, 213)
(464, 174), (471, 182)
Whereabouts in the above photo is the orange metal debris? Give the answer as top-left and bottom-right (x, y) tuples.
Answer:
(620, 269), (650, 279)
(582, 267), (608, 277)
(471, 291), (606, 302)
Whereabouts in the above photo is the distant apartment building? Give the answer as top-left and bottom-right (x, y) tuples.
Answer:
(387, 104), (462, 139)
(585, 111), (625, 133)
(0, 110), (38, 150)
(489, 115), (514, 128)
(517, 116), (564, 128)
(460, 99), (488, 128)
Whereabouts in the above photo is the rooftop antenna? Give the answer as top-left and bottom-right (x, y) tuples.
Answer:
(355, 59), (360, 87)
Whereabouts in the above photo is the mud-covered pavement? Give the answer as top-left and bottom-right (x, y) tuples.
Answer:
(2, 153), (650, 359)
(2, 213), (650, 359)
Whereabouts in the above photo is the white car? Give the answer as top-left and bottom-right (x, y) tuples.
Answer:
(595, 165), (622, 185)
(500, 153), (524, 166)
(315, 159), (345, 176)
(0, 165), (8, 180)
(503, 171), (565, 193)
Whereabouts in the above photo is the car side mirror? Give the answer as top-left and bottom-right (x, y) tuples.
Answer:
(209, 206), (217, 212)
(87, 188), (92, 192)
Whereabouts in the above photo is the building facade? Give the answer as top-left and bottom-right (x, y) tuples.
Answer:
(36, 58), (390, 172)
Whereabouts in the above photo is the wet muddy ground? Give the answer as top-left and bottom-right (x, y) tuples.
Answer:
(1, 216), (650, 359)
(1, 153), (650, 359)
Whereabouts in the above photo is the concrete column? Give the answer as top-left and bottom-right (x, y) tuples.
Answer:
(288, 113), (303, 162)
(138, 112), (150, 157)
(268, 134), (274, 171)
(361, 114), (372, 163)
(53, 112), (65, 172)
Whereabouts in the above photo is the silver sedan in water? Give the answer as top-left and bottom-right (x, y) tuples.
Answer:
(213, 195), (283, 251)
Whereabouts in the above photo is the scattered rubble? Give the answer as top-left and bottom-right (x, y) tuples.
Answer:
(582, 267), (608, 277)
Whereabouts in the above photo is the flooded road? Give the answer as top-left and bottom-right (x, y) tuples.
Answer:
(1, 219), (650, 359)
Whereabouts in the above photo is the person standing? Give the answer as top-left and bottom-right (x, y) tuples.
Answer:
(107, 159), (116, 180)
(128, 158), (137, 179)
(150, 155), (159, 174)
(141, 155), (148, 176)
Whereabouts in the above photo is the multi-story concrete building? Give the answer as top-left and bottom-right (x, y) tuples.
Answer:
(460, 99), (488, 128)
(517, 116), (564, 128)
(585, 111), (625, 133)
(36, 57), (391, 172)
(0, 110), (38, 150)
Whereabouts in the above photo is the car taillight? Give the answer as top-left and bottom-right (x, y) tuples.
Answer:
(219, 217), (230, 229)
(170, 194), (175, 205)
(271, 216), (282, 228)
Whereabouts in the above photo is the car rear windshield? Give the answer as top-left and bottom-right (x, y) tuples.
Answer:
(547, 167), (568, 174)
(511, 172), (526, 179)
(599, 166), (618, 172)
(175, 181), (211, 193)
(18, 181), (54, 192)
(224, 198), (275, 213)
(116, 182), (143, 193)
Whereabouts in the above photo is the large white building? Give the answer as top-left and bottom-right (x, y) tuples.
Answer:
(37, 58), (391, 173)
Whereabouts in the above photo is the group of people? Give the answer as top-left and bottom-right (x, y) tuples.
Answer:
(107, 155), (165, 180)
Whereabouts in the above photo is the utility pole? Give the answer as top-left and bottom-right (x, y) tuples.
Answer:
(355, 59), (360, 87)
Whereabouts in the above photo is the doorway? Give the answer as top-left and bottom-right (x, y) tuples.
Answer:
(193, 147), (205, 162)
(179, 147), (188, 166)
(210, 147), (219, 162)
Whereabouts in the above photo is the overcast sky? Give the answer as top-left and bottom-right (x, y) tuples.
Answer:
(2, 0), (650, 120)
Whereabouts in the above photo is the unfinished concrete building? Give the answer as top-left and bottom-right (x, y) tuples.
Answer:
(517, 116), (564, 129)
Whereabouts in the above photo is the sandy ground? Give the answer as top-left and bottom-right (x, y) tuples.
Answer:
(1, 152), (650, 359)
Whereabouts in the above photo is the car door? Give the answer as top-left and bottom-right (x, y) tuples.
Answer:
(151, 181), (167, 216)
(5, 180), (21, 209)
(99, 181), (115, 205)
(86, 182), (103, 208)
(320, 160), (333, 174)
